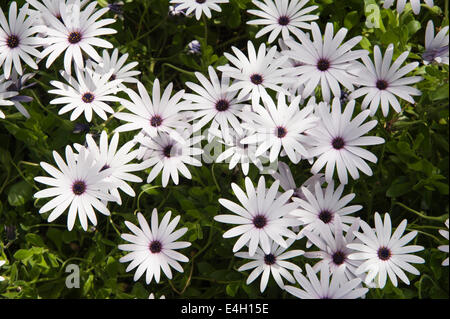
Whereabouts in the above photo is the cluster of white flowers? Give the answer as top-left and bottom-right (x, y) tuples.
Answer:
(0, 0), (448, 298)
(208, 0), (448, 299)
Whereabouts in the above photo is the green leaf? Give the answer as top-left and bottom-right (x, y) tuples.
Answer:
(25, 233), (45, 247)
(386, 179), (412, 197)
(344, 11), (359, 30)
(8, 181), (33, 206)
(14, 249), (34, 261)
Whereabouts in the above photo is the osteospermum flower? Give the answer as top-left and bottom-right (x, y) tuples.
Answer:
(5, 69), (35, 118)
(292, 181), (362, 238)
(48, 66), (122, 122)
(214, 176), (301, 256)
(218, 41), (292, 107)
(75, 131), (150, 205)
(285, 263), (369, 299)
(423, 20), (449, 65)
(119, 209), (191, 284)
(148, 293), (166, 299)
(347, 212), (425, 288)
(247, 0), (318, 43)
(34, 146), (116, 231)
(0, 2), (42, 79)
(169, 0), (229, 20)
(350, 44), (422, 117)
(235, 239), (304, 292)
(303, 216), (363, 282)
(241, 93), (318, 163)
(114, 80), (189, 144)
(184, 66), (248, 143)
(308, 98), (385, 184)
(214, 128), (266, 176)
(383, 0), (434, 15)
(39, 0), (117, 74)
(438, 219), (449, 266)
(136, 130), (203, 187)
(89, 48), (141, 86)
(283, 22), (368, 102)
(25, 0), (90, 28)
(0, 74), (18, 119)
(0, 260), (6, 281)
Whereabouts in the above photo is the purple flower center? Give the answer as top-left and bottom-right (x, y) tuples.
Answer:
(6, 35), (20, 48)
(377, 247), (391, 261)
(264, 253), (276, 265)
(253, 215), (267, 229)
(250, 73), (264, 85)
(215, 99), (230, 112)
(150, 115), (163, 127)
(163, 145), (173, 158)
(376, 79), (389, 90)
(72, 180), (87, 195)
(276, 126), (287, 138)
(332, 251), (346, 265)
(318, 210), (333, 224)
(196, 0), (206, 3)
(149, 240), (162, 253)
(82, 92), (95, 103)
(331, 137), (345, 150)
(278, 15), (290, 26)
(68, 31), (82, 44)
(317, 58), (330, 71)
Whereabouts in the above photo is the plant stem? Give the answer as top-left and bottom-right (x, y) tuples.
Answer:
(395, 202), (448, 222)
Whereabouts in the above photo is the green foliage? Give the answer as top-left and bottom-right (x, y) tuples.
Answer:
(0, 0), (448, 299)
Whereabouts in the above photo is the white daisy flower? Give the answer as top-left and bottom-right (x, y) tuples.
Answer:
(25, 0), (90, 28)
(283, 22), (368, 102)
(218, 41), (292, 107)
(303, 216), (363, 282)
(0, 2), (42, 79)
(184, 66), (248, 143)
(169, 0), (229, 20)
(148, 293), (166, 299)
(350, 44), (422, 117)
(48, 66), (122, 122)
(75, 131), (150, 205)
(0, 74), (18, 119)
(0, 260), (6, 281)
(308, 98), (385, 185)
(271, 161), (325, 201)
(214, 176), (301, 256)
(247, 0), (318, 44)
(34, 145), (116, 231)
(423, 20), (449, 65)
(89, 48), (141, 85)
(285, 263), (369, 299)
(438, 219), (449, 266)
(347, 212), (425, 288)
(119, 209), (191, 284)
(114, 80), (189, 144)
(136, 130), (203, 187)
(235, 238), (304, 292)
(39, 0), (117, 75)
(292, 181), (362, 238)
(383, 0), (434, 15)
(5, 69), (34, 118)
(214, 128), (266, 176)
(241, 93), (319, 164)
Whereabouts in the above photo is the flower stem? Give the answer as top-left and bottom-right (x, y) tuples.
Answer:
(395, 202), (448, 222)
